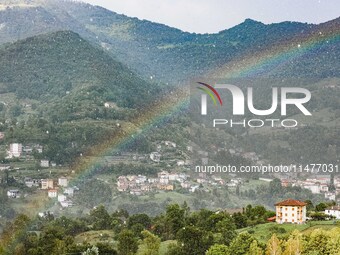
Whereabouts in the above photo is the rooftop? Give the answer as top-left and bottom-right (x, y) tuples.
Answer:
(275, 199), (307, 206)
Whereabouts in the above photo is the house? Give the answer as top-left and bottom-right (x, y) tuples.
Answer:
(177, 160), (185, 166)
(181, 182), (191, 189)
(58, 194), (67, 202)
(164, 141), (176, 148)
(24, 178), (40, 188)
(0, 164), (10, 171)
(64, 187), (74, 197)
(150, 152), (161, 162)
(190, 185), (200, 193)
(130, 189), (143, 196)
(157, 184), (174, 191)
(275, 199), (307, 224)
(104, 102), (117, 108)
(40, 160), (49, 168)
(117, 176), (129, 192)
(58, 177), (68, 187)
(158, 171), (169, 179)
(168, 173), (179, 181)
(48, 189), (58, 198)
(60, 200), (73, 208)
(7, 190), (20, 198)
(324, 206), (340, 219)
(41, 179), (54, 190)
(325, 192), (336, 201)
(7, 143), (22, 158)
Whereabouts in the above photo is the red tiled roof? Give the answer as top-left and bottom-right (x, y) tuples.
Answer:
(275, 199), (306, 206)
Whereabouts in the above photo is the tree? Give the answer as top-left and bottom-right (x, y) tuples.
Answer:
(140, 230), (160, 255)
(206, 244), (230, 255)
(326, 227), (340, 255)
(89, 205), (111, 230)
(266, 234), (282, 255)
(127, 214), (151, 229)
(283, 230), (303, 255)
(315, 203), (327, 212)
(216, 218), (237, 246)
(307, 229), (330, 255)
(176, 226), (214, 255)
(248, 240), (263, 255)
(229, 232), (256, 255)
(82, 246), (99, 255)
(304, 200), (314, 211)
(233, 212), (248, 228)
(117, 230), (138, 255)
(165, 204), (185, 238)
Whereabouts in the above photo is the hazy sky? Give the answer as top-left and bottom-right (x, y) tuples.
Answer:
(79, 0), (340, 34)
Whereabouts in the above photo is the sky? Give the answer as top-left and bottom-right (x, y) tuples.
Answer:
(79, 0), (340, 34)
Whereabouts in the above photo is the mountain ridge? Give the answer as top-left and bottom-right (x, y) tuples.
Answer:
(0, 0), (339, 82)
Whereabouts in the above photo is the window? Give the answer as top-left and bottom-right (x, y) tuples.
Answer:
(292, 208), (295, 211)
(292, 214), (294, 217)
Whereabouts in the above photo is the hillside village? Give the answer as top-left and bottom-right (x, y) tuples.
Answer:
(2, 140), (339, 218)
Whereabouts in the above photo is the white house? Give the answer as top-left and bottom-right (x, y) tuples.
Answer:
(325, 192), (336, 201)
(48, 189), (58, 198)
(275, 199), (307, 224)
(58, 177), (68, 187)
(7, 190), (20, 198)
(150, 152), (161, 162)
(40, 160), (49, 168)
(58, 194), (66, 202)
(324, 206), (340, 219)
(64, 187), (74, 197)
(7, 143), (22, 158)
(169, 173), (179, 181)
(60, 200), (73, 208)
(164, 141), (176, 148)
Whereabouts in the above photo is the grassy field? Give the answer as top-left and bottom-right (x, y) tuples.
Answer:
(75, 230), (116, 245)
(238, 221), (339, 244)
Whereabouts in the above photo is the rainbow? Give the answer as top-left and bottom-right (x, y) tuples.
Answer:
(2, 20), (340, 251)
(211, 24), (340, 79)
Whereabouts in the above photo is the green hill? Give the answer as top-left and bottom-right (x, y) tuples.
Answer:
(0, 30), (157, 108)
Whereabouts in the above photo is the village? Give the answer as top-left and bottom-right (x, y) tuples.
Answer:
(2, 140), (340, 219)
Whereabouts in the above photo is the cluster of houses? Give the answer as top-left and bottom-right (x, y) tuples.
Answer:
(8, 176), (76, 208)
(6, 143), (43, 159)
(5, 143), (57, 167)
(117, 171), (191, 195)
(117, 171), (198, 195)
(116, 170), (244, 196)
(280, 175), (340, 202)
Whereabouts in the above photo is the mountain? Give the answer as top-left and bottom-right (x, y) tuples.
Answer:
(0, 30), (157, 108)
(0, 0), (339, 83)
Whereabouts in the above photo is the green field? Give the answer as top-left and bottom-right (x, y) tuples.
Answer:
(238, 221), (339, 244)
